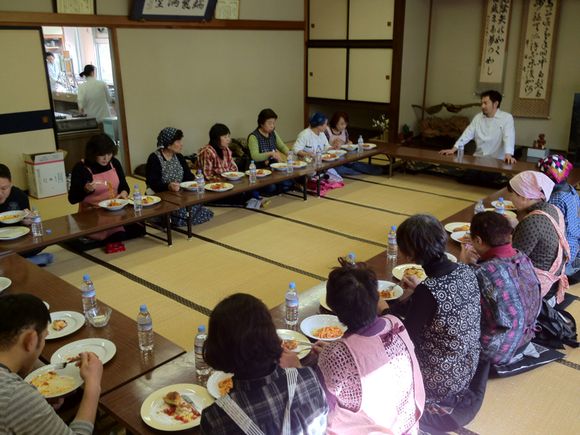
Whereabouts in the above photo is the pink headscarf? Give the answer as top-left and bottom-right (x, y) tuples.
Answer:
(509, 170), (554, 201)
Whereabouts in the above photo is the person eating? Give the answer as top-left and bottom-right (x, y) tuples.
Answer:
(247, 108), (290, 168)
(198, 123), (238, 182)
(293, 112), (333, 159)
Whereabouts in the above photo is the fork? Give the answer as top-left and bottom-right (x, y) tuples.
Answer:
(53, 357), (81, 370)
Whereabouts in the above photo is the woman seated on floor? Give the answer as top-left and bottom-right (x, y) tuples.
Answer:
(200, 293), (328, 435)
(315, 261), (424, 434)
(537, 154), (580, 276)
(145, 127), (213, 227)
(0, 164), (53, 266)
(198, 123), (238, 181)
(247, 108), (293, 196)
(394, 214), (487, 433)
(508, 171), (570, 304)
(460, 211), (542, 369)
(325, 111), (384, 176)
(68, 134), (145, 247)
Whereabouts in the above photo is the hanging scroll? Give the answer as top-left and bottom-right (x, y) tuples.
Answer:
(478, 0), (512, 91)
(512, 0), (560, 118)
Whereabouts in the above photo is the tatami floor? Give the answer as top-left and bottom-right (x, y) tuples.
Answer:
(31, 170), (579, 435)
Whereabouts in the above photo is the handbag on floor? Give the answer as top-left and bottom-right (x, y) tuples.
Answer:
(533, 299), (578, 349)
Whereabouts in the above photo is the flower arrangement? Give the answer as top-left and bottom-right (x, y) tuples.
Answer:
(371, 114), (390, 140)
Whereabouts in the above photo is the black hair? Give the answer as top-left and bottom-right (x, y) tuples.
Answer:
(0, 294), (50, 350)
(204, 293), (282, 378)
(0, 164), (11, 181)
(257, 108), (278, 127)
(326, 262), (378, 331)
(208, 123), (230, 160)
(481, 90), (502, 107)
(45, 52), (54, 59)
(397, 214), (448, 265)
(79, 64), (96, 78)
(84, 134), (117, 164)
(470, 211), (513, 247)
(329, 112), (350, 130)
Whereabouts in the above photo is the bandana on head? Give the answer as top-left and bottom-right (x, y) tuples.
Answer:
(157, 127), (179, 149)
(509, 170), (554, 201)
(309, 112), (327, 128)
(537, 154), (573, 184)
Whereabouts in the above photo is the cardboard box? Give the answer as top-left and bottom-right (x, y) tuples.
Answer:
(23, 151), (67, 198)
(524, 147), (550, 163)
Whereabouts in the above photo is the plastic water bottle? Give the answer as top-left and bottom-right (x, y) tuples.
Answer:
(80, 274), (98, 320)
(194, 325), (211, 377)
(387, 226), (398, 260)
(346, 252), (356, 265)
(66, 173), (72, 192)
(133, 184), (143, 213)
(495, 197), (506, 215)
(31, 209), (43, 237)
(195, 170), (205, 194)
(287, 151), (294, 174)
(285, 282), (299, 327)
(357, 135), (364, 153)
(249, 160), (257, 184)
(474, 199), (485, 214)
(315, 150), (323, 168)
(137, 304), (154, 352)
(457, 144), (465, 162)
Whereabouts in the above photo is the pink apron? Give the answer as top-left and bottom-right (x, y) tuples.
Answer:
(79, 163), (125, 241)
(526, 209), (570, 303)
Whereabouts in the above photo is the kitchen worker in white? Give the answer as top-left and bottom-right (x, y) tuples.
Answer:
(440, 90), (516, 164)
(77, 64), (112, 123)
(45, 52), (62, 90)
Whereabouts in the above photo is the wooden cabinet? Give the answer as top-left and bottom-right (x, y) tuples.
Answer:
(348, 49), (393, 103)
(307, 48), (347, 100)
(349, 0), (395, 40)
(309, 0), (348, 40)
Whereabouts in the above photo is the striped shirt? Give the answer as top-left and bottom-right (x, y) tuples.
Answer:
(0, 366), (93, 435)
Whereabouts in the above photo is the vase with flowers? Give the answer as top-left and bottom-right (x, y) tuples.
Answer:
(371, 114), (390, 141)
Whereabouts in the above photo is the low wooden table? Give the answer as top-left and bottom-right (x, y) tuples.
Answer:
(0, 254), (185, 394)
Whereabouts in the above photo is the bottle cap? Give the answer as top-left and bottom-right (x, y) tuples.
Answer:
(499, 197), (504, 201)
(83, 273), (90, 281)
(391, 225), (397, 230)
(197, 325), (206, 332)
(140, 304), (148, 312)
(251, 160), (254, 163)
(134, 184), (139, 189)
(289, 282), (296, 289)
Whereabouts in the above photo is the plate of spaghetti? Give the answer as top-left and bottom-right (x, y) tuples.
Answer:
(451, 231), (472, 244)
(207, 371), (234, 399)
(205, 182), (234, 192)
(300, 314), (346, 342)
(277, 329), (311, 359)
(0, 210), (27, 224)
(98, 199), (129, 211)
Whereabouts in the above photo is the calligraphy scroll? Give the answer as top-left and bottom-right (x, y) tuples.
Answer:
(512, 0), (560, 118)
(478, 0), (512, 91)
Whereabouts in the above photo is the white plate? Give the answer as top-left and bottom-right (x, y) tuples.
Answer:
(270, 162), (289, 171)
(484, 207), (517, 218)
(24, 364), (83, 399)
(300, 314), (347, 342)
(205, 182), (234, 192)
(392, 264), (426, 281)
(245, 169), (272, 178)
(0, 210), (27, 224)
(341, 144), (358, 152)
(46, 311), (86, 340)
(0, 277), (11, 293)
(51, 338), (116, 365)
(207, 371), (234, 399)
(327, 149), (347, 157)
(362, 143), (377, 150)
(451, 230), (471, 244)
(444, 222), (471, 233)
(321, 154), (340, 162)
(377, 280), (404, 301)
(180, 181), (198, 191)
(221, 172), (245, 181)
(129, 195), (161, 207)
(140, 383), (214, 431)
(491, 200), (516, 211)
(0, 226), (30, 240)
(277, 329), (311, 359)
(98, 199), (129, 211)
(446, 252), (458, 262)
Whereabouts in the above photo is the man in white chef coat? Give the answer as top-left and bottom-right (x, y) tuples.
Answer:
(45, 52), (62, 90)
(440, 90), (517, 164)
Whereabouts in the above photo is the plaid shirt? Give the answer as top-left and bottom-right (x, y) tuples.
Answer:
(200, 366), (328, 435)
(549, 183), (580, 263)
(198, 144), (238, 181)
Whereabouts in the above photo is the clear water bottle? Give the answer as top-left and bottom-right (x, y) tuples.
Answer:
(357, 135), (364, 153)
(495, 197), (506, 215)
(387, 226), (398, 260)
(137, 304), (154, 352)
(195, 170), (205, 194)
(315, 150), (323, 168)
(285, 282), (299, 327)
(287, 151), (294, 174)
(457, 144), (465, 162)
(31, 208), (43, 237)
(346, 252), (356, 265)
(474, 199), (485, 214)
(133, 184), (143, 213)
(80, 274), (98, 320)
(249, 160), (257, 184)
(66, 173), (72, 192)
(194, 325), (211, 377)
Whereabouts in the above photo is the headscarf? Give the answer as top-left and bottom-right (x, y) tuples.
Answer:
(537, 154), (573, 184)
(157, 127), (179, 149)
(509, 170), (554, 201)
(309, 112), (327, 128)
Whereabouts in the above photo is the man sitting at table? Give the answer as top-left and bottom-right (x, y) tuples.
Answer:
(439, 90), (516, 164)
(0, 294), (103, 435)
